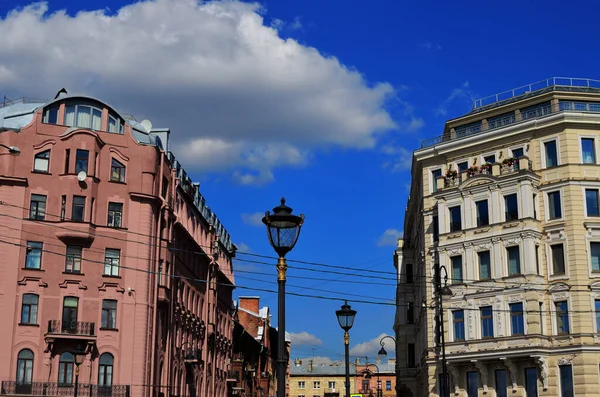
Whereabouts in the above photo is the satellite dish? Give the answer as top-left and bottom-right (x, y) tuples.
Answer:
(77, 171), (87, 182)
(140, 119), (153, 132)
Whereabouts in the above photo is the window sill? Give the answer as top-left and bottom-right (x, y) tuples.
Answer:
(62, 271), (85, 276)
(32, 170), (52, 175)
(102, 274), (121, 279)
(108, 180), (127, 185)
(18, 323), (39, 327)
(99, 327), (119, 332)
(21, 267), (45, 272)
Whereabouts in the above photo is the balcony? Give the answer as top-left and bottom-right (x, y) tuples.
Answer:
(226, 370), (240, 383)
(0, 381), (130, 397)
(46, 321), (96, 338)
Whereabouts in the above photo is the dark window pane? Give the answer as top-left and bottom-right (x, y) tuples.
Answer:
(551, 244), (565, 275)
(495, 370), (507, 397)
(545, 140), (558, 167)
(556, 301), (569, 334)
(453, 310), (465, 341)
(525, 368), (538, 397)
(512, 148), (524, 158)
(481, 306), (494, 338)
(467, 371), (478, 397)
(433, 215), (439, 241)
(457, 162), (468, 172)
(451, 256), (463, 283)
(29, 194), (46, 220)
(591, 242), (600, 272)
(476, 200), (489, 227)
(25, 242), (42, 269)
(510, 302), (524, 335)
(505, 194), (518, 221)
(449, 206), (462, 232)
(107, 202), (123, 228)
(507, 246), (521, 275)
(432, 169), (442, 192)
(75, 149), (89, 174)
(586, 189), (600, 216)
(478, 251), (491, 280)
(559, 365), (573, 397)
(484, 154), (495, 164)
(110, 159), (126, 182)
(72, 196), (85, 221)
(582, 138), (596, 164)
(405, 263), (413, 284)
(548, 191), (562, 219)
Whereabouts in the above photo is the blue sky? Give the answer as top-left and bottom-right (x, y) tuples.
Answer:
(1, 0), (597, 363)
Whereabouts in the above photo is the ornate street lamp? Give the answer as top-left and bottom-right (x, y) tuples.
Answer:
(262, 198), (304, 397)
(0, 143), (20, 155)
(72, 345), (86, 397)
(437, 265), (453, 397)
(336, 300), (357, 397)
(377, 335), (396, 359)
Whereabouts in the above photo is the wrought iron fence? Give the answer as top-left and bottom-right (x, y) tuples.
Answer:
(47, 321), (95, 336)
(0, 382), (129, 397)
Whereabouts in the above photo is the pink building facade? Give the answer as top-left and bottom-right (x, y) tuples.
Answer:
(0, 93), (236, 397)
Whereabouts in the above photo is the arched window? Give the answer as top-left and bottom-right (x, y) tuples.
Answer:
(16, 349), (34, 385)
(98, 353), (114, 387)
(58, 352), (74, 385)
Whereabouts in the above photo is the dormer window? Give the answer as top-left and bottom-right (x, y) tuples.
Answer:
(43, 107), (59, 124)
(108, 115), (123, 134)
(65, 104), (102, 130)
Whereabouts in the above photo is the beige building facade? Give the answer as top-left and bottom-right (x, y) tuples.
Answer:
(395, 78), (600, 397)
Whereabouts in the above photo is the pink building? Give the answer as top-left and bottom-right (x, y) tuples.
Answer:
(0, 92), (236, 397)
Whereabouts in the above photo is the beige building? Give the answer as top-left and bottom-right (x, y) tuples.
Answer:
(289, 359), (355, 397)
(395, 78), (600, 397)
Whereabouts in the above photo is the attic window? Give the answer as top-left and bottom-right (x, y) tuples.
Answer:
(108, 114), (124, 134)
(65, 104), (102, 130)
(43, 107), (59, 124)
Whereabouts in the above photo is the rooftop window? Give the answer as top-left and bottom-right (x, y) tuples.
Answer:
(41, 101), (124, 134)
(521, 101), (551, 120)
(455, 121), (482, 138)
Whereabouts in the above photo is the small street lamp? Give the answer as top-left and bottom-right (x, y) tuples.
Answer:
(72, 345), (86, 397)
(262, 198), (304, 397)
(0, 143), (20, 155)
(336, 300), (357, 397)
(437, 265), (453, 397)
(377, 335), (396, 359)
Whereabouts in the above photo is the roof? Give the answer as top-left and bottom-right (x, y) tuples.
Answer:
(290, 362), (356, 376)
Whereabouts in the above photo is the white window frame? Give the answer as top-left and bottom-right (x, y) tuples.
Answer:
(588, 239), (600, 277)
(588, 290), (600, 333)
(506, 299), (527, 336)
(582, 184), (600, 218)
(328, 381), (336, 389)
(502, 189), (520, 222)
(450, 307), (466, 342)
(430, 167), (443, 194)
(550, 296), (572, 336)
(298, 381), (305, 389)
(471, 192), (491, 228)
(540, 136), (561, 169)
(481, 151), (497, 165)
(33, 150), (51, 173)
(505, 244), (522, 277)
(544, 188), (565, 221)
(454, 158), (469, 173)
(545, 226), (569, 280)
(447, 202), (463, 233)
(509, 145), (526, 159)
(313, 381), (320, 389)
(579, 134), (599, 165)
(476, 249), (493, 280)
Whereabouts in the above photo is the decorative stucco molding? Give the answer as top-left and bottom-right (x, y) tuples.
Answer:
(17, 276), (48, 287)
(98, 282), (125, 293)
(58, 279), (87, 290)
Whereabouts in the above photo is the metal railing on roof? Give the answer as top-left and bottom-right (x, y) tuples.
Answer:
(472, 77), (600, 109)
(1, 96), (48, 109)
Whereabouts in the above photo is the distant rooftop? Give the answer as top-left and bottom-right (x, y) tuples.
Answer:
(420, 77), (600, 149)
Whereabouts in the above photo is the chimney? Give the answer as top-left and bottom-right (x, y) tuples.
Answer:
(238, 297), (260, 314)
(355, 358), (360, 366)
(308, 360), (313, 372)
(388, 358), (396, 366)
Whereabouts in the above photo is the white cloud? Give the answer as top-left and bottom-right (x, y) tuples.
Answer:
(0, 0), (399, 184)
(376, 228), (403, 247)
(349, 333), (396, 358)
(289, 331), (323, 346)
(418, 41), (442, 51)
(290, 16), (303, 31)
(236, 242), (251, 252)
(241, 211), (265, 226)
(435, 81), (478, 117)
(381, 145), (413, 172)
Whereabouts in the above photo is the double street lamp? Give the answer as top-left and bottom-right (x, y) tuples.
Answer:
(336, 301), (357, 397)
(262, 198), (304, 397)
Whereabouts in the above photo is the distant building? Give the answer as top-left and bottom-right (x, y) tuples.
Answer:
(396, 77), (600, 396)
(0, 92), (236, 397)
(289, 359), (355, 397)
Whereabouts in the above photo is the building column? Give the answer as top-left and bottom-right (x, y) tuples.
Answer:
(437, 200), (447, 235)
(519, 180), (534, 219)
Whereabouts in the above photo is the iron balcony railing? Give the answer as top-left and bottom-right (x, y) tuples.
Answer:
(47, 320), (95, 336)
(0, 381), (129, 397)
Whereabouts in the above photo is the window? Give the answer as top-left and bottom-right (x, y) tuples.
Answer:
(595, 299), (600, 332)
(551, 244), (565, 275)
(591, 242), (600, 272)
(62, 297), (78, 333)
(407, 343), (415, 368)
(64, 149), (70, 173)
(507, 246), (521, 276)
(539, 302), (544, 335)
(60, 195), (66, 221)
(101, 300), (117, 329)
(75, 149), (89, 174)
(72, 196), (85, 221)
(504, 193), (518, 221)
(512, 147), (524, 158)
(386, 380), (392, 390)
(328, 381), (335, 389)
(544, 140), (558, 167)
(313, 381), (320, 389)
(555, 301), (570, 334)
(449, 206), (462, 232)
(16, 349), (34, 391)
(361, 380), (369, 391)
(406, 302), (414, 324)
(298, 381), (305, 389)
(65, 105), (102, 130)
(457, 161), (468, 172)
(483, 154), (496, 164)
(480, 306), (494, 338)
(110, 159), (126, 182)
(451, 255), (463, 283)
(510, 302), (524, 335)
(65, 246), (82, 273)
(533, 193), (538, 219)
(586, 189), (600, 216)
(25, 241), (42, 269)
(495, 369), (507, 397)
(476, 199), (489, 227)
(432, 169), (442, 193)
(108, 115), (123, 134)
(33, 150), (50, 172)
(548, 191), (562, 219)
(107, 202), (123, 228)
(524, 367), (538, 397)
(559, 365), (573, 397)
(432, 215), (439, 241)
(478, 251), (491, 280)
(43, 107), (58, 124)
(21, 294), (38, 325)
(29, 194), (46, 220)
(98, 353), (114, 387)
(405, 263), (414, 284)
(58, 352), (74, 385)
(467, 371), (479, 397)
(453, 310), (465, 341)
(104, 249), (120, 276)
(582, 138), (596, 164)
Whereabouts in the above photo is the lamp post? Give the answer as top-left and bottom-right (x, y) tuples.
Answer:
(336, 301), (357, 397)
(0, 143), (20, 155)
(262, 198), (304, 397)
(72, 345), (86, 397)
(437, 265), (453, 397)
(377, 335), (396, 359)
(363, 360), (381, 397)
